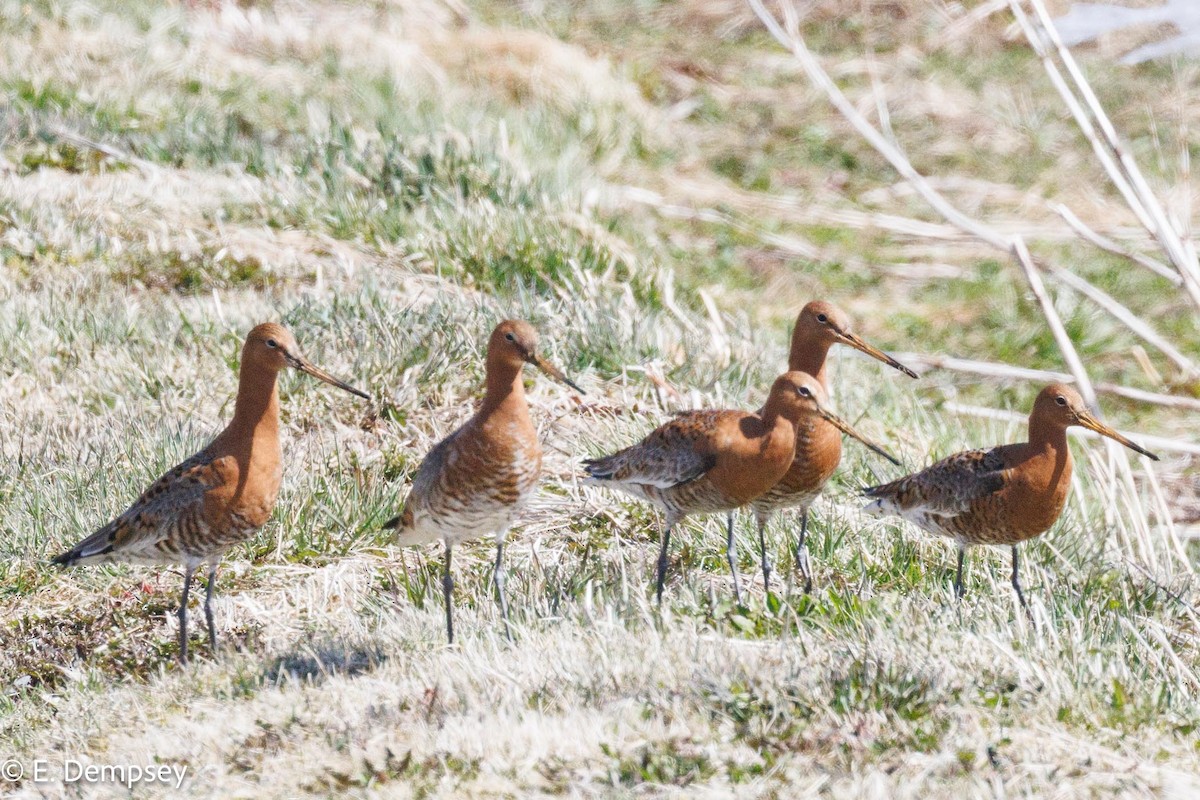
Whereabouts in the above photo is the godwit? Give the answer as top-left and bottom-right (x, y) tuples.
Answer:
(736, 300), (916, 595)
(52, 323), (369, 663)
(383, 320), (582, 644)
(748, 379), (898, 599)
(585, 371), (877, 605)
(863, 384), (1158, 609)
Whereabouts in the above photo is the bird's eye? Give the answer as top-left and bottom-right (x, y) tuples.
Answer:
(505, 332), (515, 342)
(1055, 396), (1067, 406)
(816, 313), (828, 324)
(267, 339), (278, 349)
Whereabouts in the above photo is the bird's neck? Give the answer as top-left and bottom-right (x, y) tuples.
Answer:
(1027, 415), (1070, 461)
(788, 335), (832, 389)
(1023, 416), (1074, 501)
(219, 366), (281, 454)
(758, 400), (798, 441)
(480, 358), (527, 417)
(761, 411), (799, 455)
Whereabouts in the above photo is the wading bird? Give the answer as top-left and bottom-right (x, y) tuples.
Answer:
(384, 320), (582, 644)
(863, 384), (1158, 609)
(52, 323), (370, 663)
(735, 300), (916, 594)
(748, 378), (899, 599)
(585, 371), (884, 605)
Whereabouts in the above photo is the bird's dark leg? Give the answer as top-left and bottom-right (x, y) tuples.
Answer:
(794, 510), (813, 594)
(954, 546), (966, 600)
(178, 566), (195, 664)
(655, 522), (673, 607)
(443, 541), (455, 645)
(725, 512), (743, 605)
(493, 536), (512, 642)
(1011, 545), (1031, 619)
(757, 514), (772, 598)
(204, 563), (219, 655)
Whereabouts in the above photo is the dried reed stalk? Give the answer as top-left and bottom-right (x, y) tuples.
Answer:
(897, 352), (1200, 412)
(747, 0), (1192, 574)
(1015, 0), (1200, 310)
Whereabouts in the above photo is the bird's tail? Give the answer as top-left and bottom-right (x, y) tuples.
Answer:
(581, 455), (619, 484)
(51, 523), (118, 567)
(860, 480), (903, 517)
(382, 507), (440, 547)
(580, 455), (662, 505)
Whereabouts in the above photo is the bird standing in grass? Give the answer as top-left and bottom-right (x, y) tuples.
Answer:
(384, 320), (582, 644)
(585, 371), (881, 605)
(736, 300), (916, 595)
(52, 323), (370, 663)
(862, 384), (1159, 609)
(747, 378), (899, 599)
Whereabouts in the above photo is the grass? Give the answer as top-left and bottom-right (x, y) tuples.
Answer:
(0, 0), (1197, 796)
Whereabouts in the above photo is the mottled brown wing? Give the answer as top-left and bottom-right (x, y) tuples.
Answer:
(584, 410), (725, 489)
(864, 447), (1007, 516)
(387, 427), (461, 529)
(53, 452), (231, 565)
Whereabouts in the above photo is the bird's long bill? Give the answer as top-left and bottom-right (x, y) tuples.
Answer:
(838, 331), (919, 379)
(818, 405), (901, 466)
(1076, 412), (1160, 461)
(289, 355), (371, 400)
(530, 353), (585, 394)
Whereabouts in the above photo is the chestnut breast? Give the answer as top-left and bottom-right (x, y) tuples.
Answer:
(205, 431), (284, 532)
(702, 413), (797, 505)
(991, 445), (1072, 541)
(477, 408), (544, 502)
(951, 443), (1074, 545)
(757, 414), (842, 507)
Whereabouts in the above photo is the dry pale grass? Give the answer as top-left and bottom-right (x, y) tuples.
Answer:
(1, 260), (1196, 796)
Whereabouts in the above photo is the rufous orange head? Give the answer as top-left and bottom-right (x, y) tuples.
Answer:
(243, 322), (370, 399)
(1032, 384), (1157, 460)
(489, 320), (583, 393)
(764, 370), (900, 465)
(792, 301), (918, 379)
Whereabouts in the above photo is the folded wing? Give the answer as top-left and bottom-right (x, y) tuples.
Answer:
(864, 447), (1007, 518)
(584, 410), (724, 490)
(382, 429), (460, 535)
(53, 452), (229, 566)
